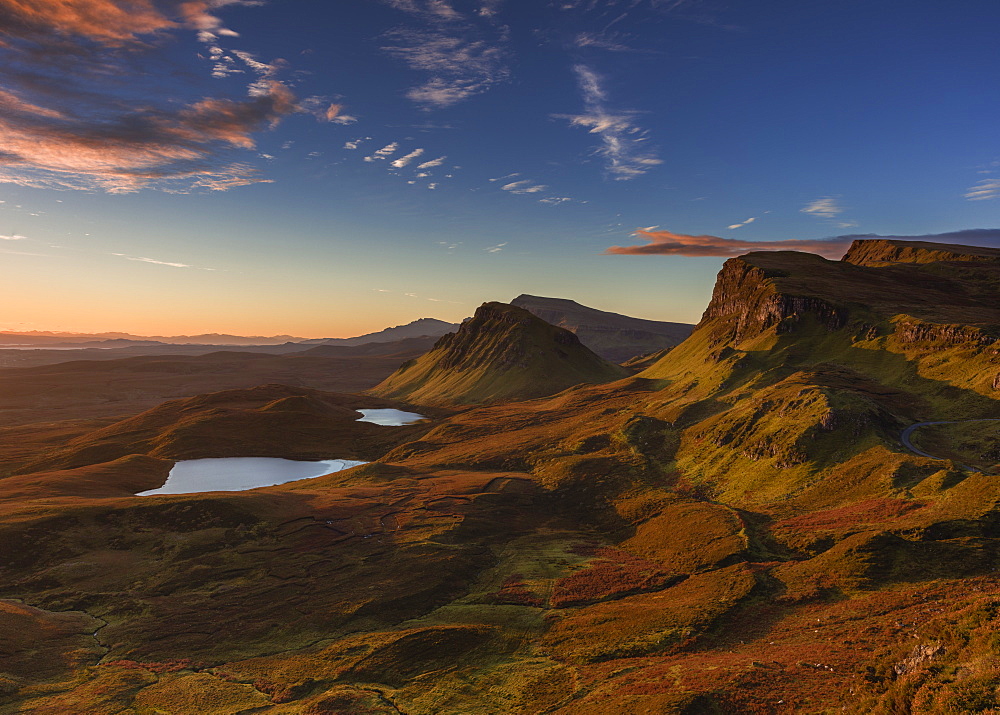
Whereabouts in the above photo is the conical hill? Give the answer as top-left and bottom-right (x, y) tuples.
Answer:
(368, 302), (629, 406)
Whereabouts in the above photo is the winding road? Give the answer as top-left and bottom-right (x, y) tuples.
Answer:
(900, 419), (1000, 472)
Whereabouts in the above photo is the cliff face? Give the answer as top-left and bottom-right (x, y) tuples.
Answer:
(642, 239), (1000, 407)
(369, 302), (629, 406)
(699, 253), (847, 342)
(693, 242), (1000, 346)
(510, 294), (694, 362)
(842, 238), (1000, 267)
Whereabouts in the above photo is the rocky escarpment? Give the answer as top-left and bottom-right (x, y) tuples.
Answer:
(699, 252), (847, 342)
(369, 302), (629, 405)
(842, 238), (1000, 267)
(696, 240), (1000, 345)
(893, 318), (1000, 347)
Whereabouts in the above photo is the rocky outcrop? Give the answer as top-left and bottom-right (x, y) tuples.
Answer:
(842, 238), (1000, 267)
(699, 254), (847, 342)
(893, 319), (999, 347)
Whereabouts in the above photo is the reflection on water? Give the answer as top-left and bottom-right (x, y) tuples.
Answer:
(137, 457), (367, 496)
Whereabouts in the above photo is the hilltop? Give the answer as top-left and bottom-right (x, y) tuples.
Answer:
(511, 294), (694, 362)
(369, 302), (629, 405)
(842, 237), (1000, 266)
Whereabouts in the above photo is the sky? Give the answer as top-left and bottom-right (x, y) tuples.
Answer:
(1, 0), (998, 338)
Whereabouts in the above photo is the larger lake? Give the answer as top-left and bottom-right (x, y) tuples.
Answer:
(137, 457), (367, 496)
(136, 408), (428, 496)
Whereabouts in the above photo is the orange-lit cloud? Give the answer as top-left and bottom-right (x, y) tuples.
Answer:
(607, 228), (1000, 258)
(0, 0), (301, 193)
(0, 0), (174, 44)
(0, 81), (296, 192)
(0, 0), (251, 45)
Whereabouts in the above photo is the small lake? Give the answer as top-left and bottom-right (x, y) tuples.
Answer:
(356, 408), (426, 425)
(137, 457), (368, 496)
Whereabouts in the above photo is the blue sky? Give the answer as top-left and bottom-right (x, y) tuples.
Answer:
(0, 0), (998, 337)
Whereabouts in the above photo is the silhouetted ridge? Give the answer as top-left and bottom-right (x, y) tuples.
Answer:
(510, 294), (693, 362)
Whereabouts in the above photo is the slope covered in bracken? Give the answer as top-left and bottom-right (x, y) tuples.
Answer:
(1, 238), (1000, 713)
(369, 301), (629, 406)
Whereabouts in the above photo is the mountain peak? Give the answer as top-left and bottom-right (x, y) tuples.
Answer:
(368, 302), (628, 405)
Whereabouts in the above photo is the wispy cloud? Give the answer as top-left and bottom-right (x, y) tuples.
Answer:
(555, 65), (662, 180)
(539, 196), (573, 205)
(376, 282), (463, 303)
(383, 30), (509, 108)
(801, 197), (844, 219)
(965, 179), (1000, 201)
(607, 228), (1000, 258)
(391, 148), (426, 168)
(297, 98), (358, 125)
(484, 242), (507, 253)
(110, 252), (216, 270)
(502, 179), (547, 194)
(574, 32), (641, 52)
(0, 234), (27, 241)
(380, 1), (510, 108)
(364, 142), (401, 162)
(728, 217), (757, 230)
(417, 155), (447, 169)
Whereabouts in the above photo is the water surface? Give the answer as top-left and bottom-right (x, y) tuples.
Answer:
(357, 408), (427, 426)
(137, 457), (367, 496)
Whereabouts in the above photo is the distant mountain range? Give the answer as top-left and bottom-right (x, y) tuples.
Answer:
(0, 318), (460, 349)
(1, 301), (690, 364)
(299, 318), (460, 347)
(0, 331), (305, 346)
